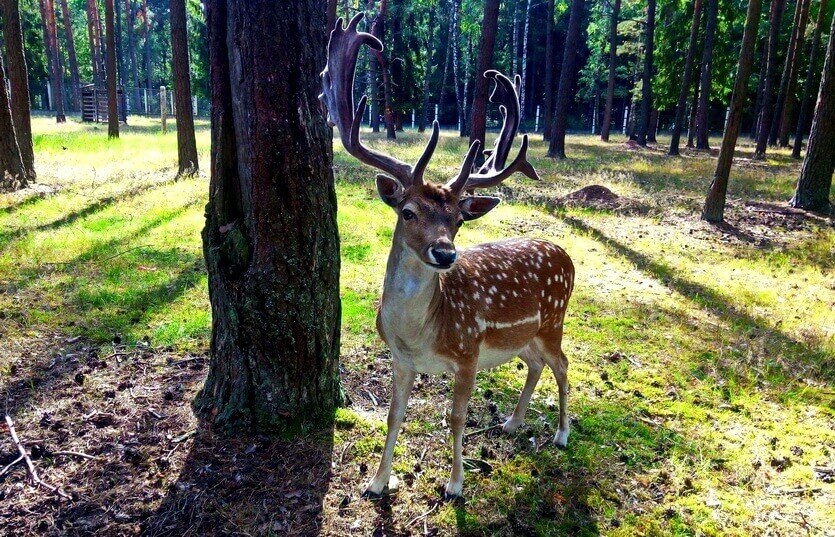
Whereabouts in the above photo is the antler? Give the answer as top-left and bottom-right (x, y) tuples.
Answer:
(448, 70), (540, 194)
(320, 13), (439, 188)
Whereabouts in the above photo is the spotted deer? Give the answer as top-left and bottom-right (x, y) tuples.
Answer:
(320, 14), (575, 499)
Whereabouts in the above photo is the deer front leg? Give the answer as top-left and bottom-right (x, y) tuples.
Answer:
(364, 359), (415, 497)
(445, 366), (476, 499)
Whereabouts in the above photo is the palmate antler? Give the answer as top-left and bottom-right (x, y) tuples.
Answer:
(320, 14), (538, 193)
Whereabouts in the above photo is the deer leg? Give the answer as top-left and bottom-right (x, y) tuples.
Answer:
(445, 367), (476, 499)
(538, 333), (570, 448)
(503, 347), (544, 434)
(364, 359), (415, 497)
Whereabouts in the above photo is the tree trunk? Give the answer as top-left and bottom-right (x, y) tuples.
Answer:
(511, 0), (518, 78)
(0, 54), (27, 191)
(370, 0), (395, 139)
(548, 0), (586, 158)
(125, 0), (139, 103)
(196, 0), (342, 435)
(702, 0), (763, 222)
(87, 0), (104, 86)
(104, 0), (119, 137)
(171, 0), (197, 173)
(771, 0), (809, 145)
(418, 2), (438, 132)
(327, 0), (338, 31)
(777, 0), (811, 146)
(600, 0), (621, 141)
(648, 108), (658, 142)
(637, 0), (656, 146)
(687, 79), (699, 147)
(519, 0), (532, 128)
(751, 37), (767, 139)
(460, 35), (472, 136)
(469, 0), (500, 149)
(669, 0), (702, 154)
(543, 0), (556, 140)
(790, 8), (835, 212)
(793, 0), (828, 158)
(452, 0), (463, 133)
(694, 0), (717, 149)
(437, 2), (454, 127)
(142, 0), (152, 89)
(115, 0), (124, 86)
(754, 0), (787, 158)
(42, 0), (66, 122)
(1, 0), (35, 181)
(58, 0), (81, 111)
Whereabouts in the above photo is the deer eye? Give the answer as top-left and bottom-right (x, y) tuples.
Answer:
(402, 208), (416, 221)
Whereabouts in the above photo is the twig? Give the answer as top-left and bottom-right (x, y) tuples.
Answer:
(365, 389), (379, 407)
(53, 450), (99, 460)
(147, 408), (165, 420)
(464, 423), (502, 438)
(0, 455), (24, 477)
(769, 487), (822, 496)
(339, 441), (355, 465)
(405, 502), (439, 528)
(172, 430), (196, 443)
(4, 414), (71, 500)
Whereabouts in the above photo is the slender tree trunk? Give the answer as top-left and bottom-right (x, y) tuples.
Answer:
(42, 0), (66, 122)
(695, 0), (717, 149)
(369, 0), (395, 139)
(1, 0), (35, 180)
(437, 2), (454, 126)
(543, 0), (556, 140)
(627, 58), (640, 139)
(171, 0), (197, 173)
(58, 0), (81, 110)
(125, 0), (139, 101)
(519, 0), (532, 128)
(548, 0), (586, 158)
(637, 0), (656, 146)
(87, 0), (99, 85)
(751, 37), (767, 139)
(669, 0), (702, 154)
(771, 0), (808, 145)
(687, 79), (699, 146)
(142, 0), (152, 89)
(366, 0), (380, 131)
(511, 0), (518, 78)
(0, 54), (27, 190)
(648, 108), (658, 142)
(452, 0), (463, 133)
(460, 35), (472, 136)
(418, 2), (438, 132)
(793, 0), (828, 158)
(754, 0), (787, 158)
(105, 0), (119, 137)
(703, 0), (763, 222)
(790, 9), (835, 211)
(469, 0), (500, 149)
(777, 0), (811, 146)
(115, 0), (124, 86)
(600, 0), (621, 141)
(197, 0), (342, 435)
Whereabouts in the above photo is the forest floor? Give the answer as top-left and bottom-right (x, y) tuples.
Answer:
(0, 116), (832, 536)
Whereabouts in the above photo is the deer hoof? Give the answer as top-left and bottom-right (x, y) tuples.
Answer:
(502, 417), (522, 434)
(554, 428), (569, 448)
(362, 475), (399, 499)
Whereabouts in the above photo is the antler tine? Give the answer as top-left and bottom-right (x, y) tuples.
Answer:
(320, 13), (414, 186)
(411, 121), (439, 185)
(447, 141), (482, 194)
(464, 134), (540, 190)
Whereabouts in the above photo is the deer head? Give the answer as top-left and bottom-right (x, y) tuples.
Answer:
(320, 14), (540, 271)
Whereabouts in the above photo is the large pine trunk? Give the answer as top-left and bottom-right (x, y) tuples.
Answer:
(42, 0), (66, 122)
(196, 0), (342, 435)
(0, 54), (27, 191)
(1, 0), (35, 181)
(793, 0), (829, 158)
(754, 0), (787, 158)
(469, 0), (500, 149)
(636, 0), (656, 146)
(694, 0), (717, 149)
(600, 0), (621, 141)
(669, 0), (702, 155)
(548, 0), (585, 158)
(171, 0), (198, 174)
(104, 0), (119, 138)
(702, 0), (763, 222)
(543, 0), (556, 140)
(58, 0), (81, 111)
(790, 9), (835, 212)
(772, 0), (810, 146)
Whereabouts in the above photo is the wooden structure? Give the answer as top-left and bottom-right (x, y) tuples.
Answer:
(80, 83), (127, 123)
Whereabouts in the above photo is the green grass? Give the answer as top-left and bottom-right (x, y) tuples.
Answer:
(1, 116), (833, 535)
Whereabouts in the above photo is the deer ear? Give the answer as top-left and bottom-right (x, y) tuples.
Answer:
(459, 196), (501, 221)
(376, 174), (404, 208)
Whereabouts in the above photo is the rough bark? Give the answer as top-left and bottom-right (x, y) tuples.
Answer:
(777, 0), (811, 146)
(548, 0), (586, 158)
(58, 0), (81, 110)
(0, 53), (27, 191)
(669, 0), (702, 154)
(1, 0), (35, 180)
(600, 0), (621, 141)
(790, 8), (835, 211)
(327, 0), (338, 31)
(469, 0), (500, 149)
(637, 0), (656, 146)
(519, 0), (532, 128)
(171, 0), (197, 173)
(793, 0), (828, 158)
(418, 1), (438, 132)
(196, 0), (342, 435)
(42, 0), (66, 122)
(543, 0), (556, 140)
(105, 0), (119, 137)
(754, 0), (787, 158)
(142, 0), (152, 89)
(694, 0), (717, 149)
(703, 0), (763, 222)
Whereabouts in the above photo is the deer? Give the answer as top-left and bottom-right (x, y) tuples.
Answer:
(320, 14), (575, 500)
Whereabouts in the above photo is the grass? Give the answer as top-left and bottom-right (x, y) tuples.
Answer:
(0, 116), (832, 536)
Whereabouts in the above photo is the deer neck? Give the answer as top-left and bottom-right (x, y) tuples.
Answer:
(379, 223), (442, 347)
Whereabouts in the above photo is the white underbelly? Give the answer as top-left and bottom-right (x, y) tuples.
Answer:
(476, 344), (522, 371)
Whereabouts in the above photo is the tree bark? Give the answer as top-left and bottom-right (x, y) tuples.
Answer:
(437, 2), (454, 127)
(87, 0), (104, 86)
(452, 0), (463, 133)
(171, 0), (197, 173)
(793, 0), (828, 158)
(58, 0), (81, 111)
(751, 36), (766, 139)
(41, 0), (66, 122)
(600, 0), (621, 141)
(125, 0), (139, 101)
(196, 0), (342, 435)
(754, 0), (787, 158)
(369, 0), (395, 139)
(548, 0), (586, 158)
(543, 0), (556, 140)
(519, 0), (532, 128)
(687, 78), (699, 147)
(418, 1), (438, 132)
(469, 0), (500, 149)
(115, 0), (124, 86)
(142, 0), (152, 89)
(1, 0), (35, 180)
(669, 0), (702, 154)
(637, 0), (656, 146)
(702, 0), (763, 222)
(105, 0), (119, 137)
(327, 0), (338, 31)
(790, 8), (835, 212)
(0, 53), (27, 191)
(694, 0), (717, 149)
(777, 0), (811, 146)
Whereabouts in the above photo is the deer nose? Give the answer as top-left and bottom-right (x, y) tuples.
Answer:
(429, 243), (457, 266)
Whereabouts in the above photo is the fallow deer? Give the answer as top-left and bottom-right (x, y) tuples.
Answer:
(320, 14), (575, 500)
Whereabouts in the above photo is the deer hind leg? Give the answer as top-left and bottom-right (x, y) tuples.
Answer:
(502, 344), (545, 434)
(538, 329), (570, 447)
